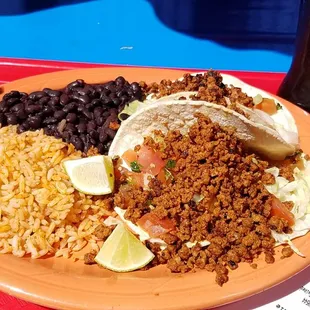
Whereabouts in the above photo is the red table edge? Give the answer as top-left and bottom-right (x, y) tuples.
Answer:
(0, 57), (286, 95)
(0, 57), (290, 310)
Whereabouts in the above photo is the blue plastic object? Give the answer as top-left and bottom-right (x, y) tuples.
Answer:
(0, 0), (86, 15)
(147, 0), (301, 55)
(0, 0), (301, 72)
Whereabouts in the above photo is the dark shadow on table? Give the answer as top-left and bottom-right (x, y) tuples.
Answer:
(0, 0), (93, 15)
(146, 0), (303, 56)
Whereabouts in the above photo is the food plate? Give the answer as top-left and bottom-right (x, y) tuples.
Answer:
(0, 67), (310, 310)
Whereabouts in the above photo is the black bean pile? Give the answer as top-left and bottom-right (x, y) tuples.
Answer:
(0, 77), (144, 154)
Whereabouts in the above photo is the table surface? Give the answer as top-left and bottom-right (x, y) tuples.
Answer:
(0, 0), (298, 72)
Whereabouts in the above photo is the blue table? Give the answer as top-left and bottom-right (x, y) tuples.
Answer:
(0, 0), (300, 72)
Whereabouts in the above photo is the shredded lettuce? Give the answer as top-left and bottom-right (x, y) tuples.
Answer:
(118, 100), (147, 121)
(192, 194), (204, 203)
(265, 155), (310, 256)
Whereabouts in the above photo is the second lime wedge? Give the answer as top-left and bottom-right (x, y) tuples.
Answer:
(95, 223), (155, 272)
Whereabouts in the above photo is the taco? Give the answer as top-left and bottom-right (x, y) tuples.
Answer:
(110, 100), (297, 161)
(108, 101), (310, 269)
(120, 71), (299, 151)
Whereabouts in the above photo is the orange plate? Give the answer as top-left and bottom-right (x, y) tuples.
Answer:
(0, 67), (310, 310)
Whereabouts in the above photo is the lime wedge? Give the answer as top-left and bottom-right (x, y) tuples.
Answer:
(63, 155), (114, 195)
(95, 223), (155, 272)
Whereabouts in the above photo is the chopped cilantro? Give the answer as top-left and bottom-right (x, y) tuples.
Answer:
(276, 102), (283, 110)
(130, 161), (142, 173)
(166, 159), (176, 169)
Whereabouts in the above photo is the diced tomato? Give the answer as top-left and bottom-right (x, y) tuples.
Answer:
(270, 197), (295, 226)
(157, 168), (175, 185)
(129, 172), (144, 188)
(114, 158), (126, 181)
(255, 98), (277, 115)
(137, 145), (165, 176)
(137, 213), (176, 238)
(157, 169), (167, 184)
(122, 149), (137, 166)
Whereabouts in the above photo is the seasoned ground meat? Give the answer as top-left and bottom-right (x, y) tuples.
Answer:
(281, 246), (294, 258)
(94, 224), (114, 240)
(84, 251), (97, 265)
(264, 251), (275, 264)
(140, 71), (254, 116)
(113, 114), (297, 285)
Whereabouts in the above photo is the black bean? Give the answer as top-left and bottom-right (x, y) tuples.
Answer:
(127, 89), (134, 96)
(116, 89), (127, 98)
(0, 112), (6, 125)
(22, 120), (30, 130)
(7, 98), (20, 106)
(6, 114), (18, 125)
(17, 124), (26, 134)
(104, 81), (115, 89)
(63, 102), (77, 113)
(89, 130), (99, 140)
(131, 82), (140, 92)
(16, 108), (27, 120)
(101, 111), (111, 119)
(115, 76), (125, 86)
(87, 121), (96, 133)
(90, 99), (101, 107)
(64, 123), (76, 133)
(67, 80), (85, 91)
(43, 126), (53, 136)
(70, 93), (82, 102)
(99, 129), (108, 143)
(54, 110), (66, 120)
(54, 130), (63, 139)
(0, 101), (9, 113)
(80, 133), (87, 144)
(43, 117), (58, 125)
(48, 97), (60, 107)
(42, 106), (54, 116)
(70, 136), (84, 151)
(82, 109), (93, 120)
(3, 91), (21, 100)
(76, 87), (89, 96)
(93, 107), (103, 119)
(11, 103), (24, 113)
(66, 113), (77, 123)
(95, 116), (105, 126)
(106, 128), (116, 139)
(60, 94), (70, 105)
(43, 88), (62, 97)
(103, 115), (117, 129)
(110, 93), (117, 100)
(77, 95), (90, 104)
(97, 143), (104, 154)
(38, 96), (50, 106)
(120, 95), (129, 104)
(101, 97), (112, 105)
(72, 103), (81, 112)
(62, 130), (71, 142)
(112, 98), (121, 106)
(95, 85), (104, 93)
(119, 113), (129, 121)
(25, 105), (42, 114)
(76, 123), (87, 133)
(29, 91), (46, 101)
(28, 115), (42, 129)
(102, 141), (111, 154)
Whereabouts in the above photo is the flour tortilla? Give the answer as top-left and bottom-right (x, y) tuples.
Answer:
(109, 100), (297, 160)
